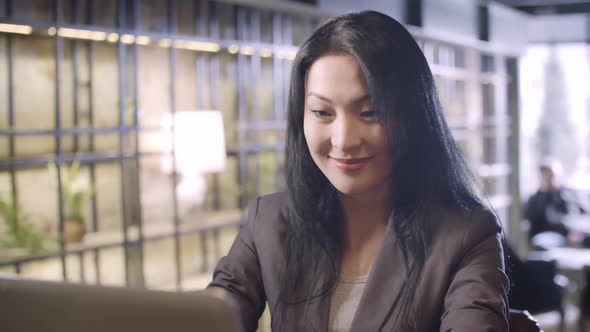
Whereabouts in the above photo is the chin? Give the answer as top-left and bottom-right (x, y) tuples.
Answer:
(330, 181), (373, 196)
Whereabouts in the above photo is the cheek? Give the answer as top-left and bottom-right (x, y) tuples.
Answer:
(303, 117), (323, 152)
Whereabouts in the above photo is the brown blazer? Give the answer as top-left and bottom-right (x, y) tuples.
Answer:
(209, 192), (509, 331)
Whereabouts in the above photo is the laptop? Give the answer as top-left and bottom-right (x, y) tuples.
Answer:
(0, 275), (238, 332)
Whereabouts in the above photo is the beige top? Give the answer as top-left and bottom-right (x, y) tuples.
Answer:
(328, 274), (369, 332)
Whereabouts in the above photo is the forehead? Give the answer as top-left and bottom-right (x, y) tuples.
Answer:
(304, 52), (369, 103)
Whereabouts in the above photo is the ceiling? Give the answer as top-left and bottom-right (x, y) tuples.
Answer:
(493, 0), (590, 14)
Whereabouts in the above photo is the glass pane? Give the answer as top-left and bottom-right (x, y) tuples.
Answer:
(483, 136), (497, 165)
(21, 258), (64, 282)
(176, 49), (198, 111)
(14, 167), (58, 250)
(15, 136), (55, 157)
(61, 0), (92, 26)
(138, 130), (164, 154)
(258, 130), (280, 145)
(93, 0), (117, 28)
(93, 134), (118, 153)
(0, 137), (8, 160)
(95, 162), (123, 232)
(143, 237), (175, 289)
(0, 36), (7, 130)
(98, 247), (126, 286)
(177, 0), (197, 36)
(75, 133), (93, 153)
(258, 57), (274, 122)
(481, 54), (495, 73)
(219, 54), (238, 147)
(122, 133), (136, 154)
(139, 156), (174, 226)
(218, 3), (236, 40)
(139, 0), (170, 33)
(292, 16), (313, 46)
(247, 155), (258, 200)
(482, 83), (495, 117)
(213, 156), (239, 211)
(179, 233), (206, 287)
(14, 36), (55, 131)
(13, 0), (53, 22)
(260, 11), (273, 44)
(258, 151), (277, 196)
(92, 43), (119, 129)
(139, 46), (170, 128)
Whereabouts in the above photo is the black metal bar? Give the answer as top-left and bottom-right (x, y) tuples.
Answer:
(478, 4), (490, 42)
(236, 6), (248, 211)
(272, 13), (283, 122)
(196, 55), (207, 109)
(0, 127), (138, 136)
(87, 0), (100, 286)
(72, 0), (80, 152)
(6, 0), (17, 246)
(209, 1), (221, 211)
(117, 0), (131, 287)
(0, 120), (287, 135)
(283, 14), (292, 45)
(196, 0), (208, 37)
(272, 12), (285, 191)
(405, 0), (422, 27)
(0, 219), (243, 268)
(251, 9), (262, 196)
(0, 144), (286, 170)
(5, 0), (12, 17)
(55, 0), (68, 282)
(132, 0), (145, 285)
(79, 251), (86, 283)
(168, 0), (182, 291)
(0, 153), (140, 170)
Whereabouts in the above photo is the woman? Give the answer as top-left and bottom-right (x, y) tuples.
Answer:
(209, 11), (509, 331)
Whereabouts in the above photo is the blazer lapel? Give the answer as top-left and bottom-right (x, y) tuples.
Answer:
(349, 216), (408, 330)
(300, 290), (331, 331)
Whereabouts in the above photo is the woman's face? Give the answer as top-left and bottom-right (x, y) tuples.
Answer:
(303, 52), (393, 195)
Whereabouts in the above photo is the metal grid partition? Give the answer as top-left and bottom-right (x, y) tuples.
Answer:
(0, 0), (520, 290)
(0, 0), (320, 290)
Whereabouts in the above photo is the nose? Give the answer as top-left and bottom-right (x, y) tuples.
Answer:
(331, 115), (362, 153)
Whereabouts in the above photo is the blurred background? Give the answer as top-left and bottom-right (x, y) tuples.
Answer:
(0, 0), (589, 331)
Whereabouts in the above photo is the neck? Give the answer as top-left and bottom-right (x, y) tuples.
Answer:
(339, 183), (393, 252)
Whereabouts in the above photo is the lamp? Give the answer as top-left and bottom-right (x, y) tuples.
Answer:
(161, 111), (227, 212)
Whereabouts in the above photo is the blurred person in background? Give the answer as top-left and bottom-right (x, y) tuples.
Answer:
(525, 157), (586, 248)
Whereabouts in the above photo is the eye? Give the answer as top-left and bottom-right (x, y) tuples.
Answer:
(360, 110), (380, 120)
(311, 110), (332, 119)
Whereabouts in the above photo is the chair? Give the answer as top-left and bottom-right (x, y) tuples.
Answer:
(510, 309), (543, 332)
(578, 265), (590, 332)
(505, 242), (567, 332)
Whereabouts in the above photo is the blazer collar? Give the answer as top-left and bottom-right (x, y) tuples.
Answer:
(350, 214), (407, 330)
(302, 214), (408, 331)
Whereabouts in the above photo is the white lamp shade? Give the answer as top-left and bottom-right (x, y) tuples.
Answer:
(161, 111), (227, 174)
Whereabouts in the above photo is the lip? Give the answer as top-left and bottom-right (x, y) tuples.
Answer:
(331, 156), (373, 172)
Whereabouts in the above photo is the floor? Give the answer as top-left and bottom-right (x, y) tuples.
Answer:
(536, 303), (586, 332)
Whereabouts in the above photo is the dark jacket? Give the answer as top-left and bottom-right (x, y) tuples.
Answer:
(209, 192), (509, 331)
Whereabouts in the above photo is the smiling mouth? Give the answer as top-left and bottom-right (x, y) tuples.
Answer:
(331, 157), (373, 164)
(330, 156), (373, 172)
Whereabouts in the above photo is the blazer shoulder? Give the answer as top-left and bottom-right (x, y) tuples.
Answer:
(433, 207), (502, 254)
(248, 191), (289, 236)
(256, 192), (288, 219)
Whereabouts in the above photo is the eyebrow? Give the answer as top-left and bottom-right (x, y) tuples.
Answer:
(307, 92), (372, 105)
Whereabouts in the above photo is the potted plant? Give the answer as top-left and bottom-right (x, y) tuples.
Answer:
(50, 161), (94, 243)
(0, 194), (44, 259)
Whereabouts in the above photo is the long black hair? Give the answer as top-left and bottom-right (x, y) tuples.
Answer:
(279, 11), (484, 330)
